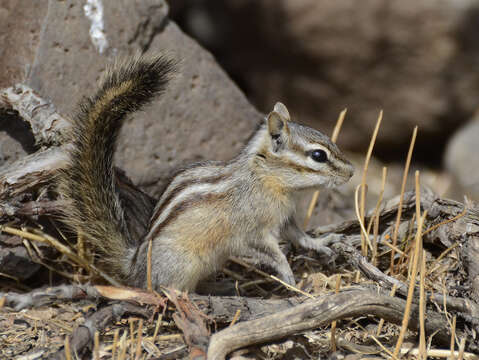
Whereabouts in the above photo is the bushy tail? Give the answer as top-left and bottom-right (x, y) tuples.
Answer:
(58, 54), (175, 280)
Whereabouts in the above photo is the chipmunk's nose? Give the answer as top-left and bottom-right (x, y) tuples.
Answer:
(343, 160), (355, 179)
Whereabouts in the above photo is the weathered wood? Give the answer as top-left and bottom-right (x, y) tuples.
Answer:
(1, 84), (70, 146)
(207, 288), (450, 360)
(1, 284), (301, 321)
(0, 146), (69, 204)
(332, 241), (479, 318)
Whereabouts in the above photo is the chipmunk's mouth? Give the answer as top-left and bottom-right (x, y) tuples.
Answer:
(328, 174), (350, 187)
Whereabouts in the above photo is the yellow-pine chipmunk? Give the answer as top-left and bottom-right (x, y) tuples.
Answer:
(58, 54), (354, 292)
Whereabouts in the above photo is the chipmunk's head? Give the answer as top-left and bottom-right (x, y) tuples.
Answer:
(254, 102), (354, 190)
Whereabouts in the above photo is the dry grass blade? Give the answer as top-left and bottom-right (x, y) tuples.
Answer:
(269, 275), (315, 299)
(152, 313), (163, 342)
(415, 170), (421, 220)
(369, 335), (399, 360)
(390, 126), (418, 275)
(64, 335), (72, 360)
(0, 271), (21, 282)
(0, 225), (121, 286)
(304, 108), (347, 228)
(451, 315), (457, 360)
(354, 184), (373, 251)
(393, 210), (426, 357)
(381, 239), (406, 256)
(229, 310), (241, 327)
(94, 330), (100, 360)
(367, 166), (387, 264)
(230, 256), (315, 298)
(330, 274), (341, 352)
(419, 249), (427, 360)
(112, 328), (120, 360)
(304, 191), (320, 228)
(118, 330), (128, 360)
(422, 207), (467, 237)
(427, 242), (460, 276)
(129, 319), (135, 357)
(458, 338), (467, 360)
(135, 319), (143, 360)
(331, 108), (347, 143)
(360, 110), (383, 256)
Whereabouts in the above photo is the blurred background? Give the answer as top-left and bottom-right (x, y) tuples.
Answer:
(169, 0), (479, 201)
(1, 0), (479, 206)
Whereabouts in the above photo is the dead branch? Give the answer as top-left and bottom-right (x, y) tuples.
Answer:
(0, 84), (70, 146)
(332, 241), (479, 318)
(0, 146), (69, 204)
(0, 284), (301, 321)
(312, 188), (479, 303)
(207, 288), (450, 360)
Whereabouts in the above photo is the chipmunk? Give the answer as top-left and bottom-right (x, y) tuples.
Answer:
(58, 54), (354, 292)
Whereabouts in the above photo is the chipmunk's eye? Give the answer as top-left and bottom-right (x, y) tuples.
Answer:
(311, 149), (327, 162)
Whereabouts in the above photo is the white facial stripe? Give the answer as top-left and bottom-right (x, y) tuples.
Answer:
(303, 143), (331, 157)
(282, 151), (326, 171)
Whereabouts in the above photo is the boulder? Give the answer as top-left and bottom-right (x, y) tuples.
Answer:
(0, 0), (261, 196)
(444, 113), (479, 200)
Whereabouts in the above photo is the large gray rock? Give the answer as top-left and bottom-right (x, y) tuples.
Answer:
(173, 0), (479, 160)
(1, 0), (261, 196)
(444, 114), (479, 200)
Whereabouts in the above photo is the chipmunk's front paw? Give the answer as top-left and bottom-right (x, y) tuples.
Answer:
(297, 233), (344, 254)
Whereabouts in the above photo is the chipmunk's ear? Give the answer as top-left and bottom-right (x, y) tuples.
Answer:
(267, 102), (290, 152)
(273, 102), (290, 121)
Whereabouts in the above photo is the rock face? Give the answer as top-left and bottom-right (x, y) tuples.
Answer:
(444, 113), (479, 200)
(0, 0), (48, 166)
(172, 0), (479, 163)
(0, 0), (261, 196)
